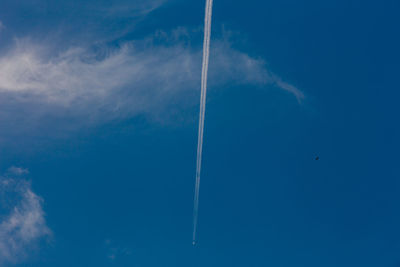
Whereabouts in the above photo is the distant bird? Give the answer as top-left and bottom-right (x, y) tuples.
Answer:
(315, 156), (319, 161)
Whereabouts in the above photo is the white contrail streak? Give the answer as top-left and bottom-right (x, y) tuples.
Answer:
(193, 0), (213, 246)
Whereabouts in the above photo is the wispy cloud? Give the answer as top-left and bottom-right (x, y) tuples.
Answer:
(274, 76), (304, 102)
(6, 167), (29, 176)
(0, 0), (166, 49)
(0, 29), (302, 142)
(104, 239), (132, 261)
(0, 174), (51, 265)
(100, 0), (166, 17)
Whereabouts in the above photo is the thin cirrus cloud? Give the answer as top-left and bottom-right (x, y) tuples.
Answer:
(0, 0), (165, 43)
(6, 166), (29, 176)
(1, 0), (164, 18)
(101, 0), (166, 17)
(0, 175), (51, 265)
(0, 29), (303, 142)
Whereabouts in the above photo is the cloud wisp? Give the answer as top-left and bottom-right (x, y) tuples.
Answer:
(0, 175), (51, 265)
(104, 239), (132, 261)
(0, 30), (302, 144)
(6, 167), (29, 176)
(100, 0), (166, 17)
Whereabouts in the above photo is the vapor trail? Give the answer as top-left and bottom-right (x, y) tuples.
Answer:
(193, 0), (213, 246)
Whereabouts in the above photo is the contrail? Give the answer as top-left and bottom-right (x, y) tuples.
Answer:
(193, 0), (213, 246)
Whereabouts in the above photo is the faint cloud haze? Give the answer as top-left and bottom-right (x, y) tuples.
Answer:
(101, 0), (166, 17)
(0, 174), (51, 265)
(6, 167), (29, 176)
(104, 239), (132, 261)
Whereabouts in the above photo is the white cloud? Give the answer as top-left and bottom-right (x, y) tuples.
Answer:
(0, 177), (51, 264)
(274, 76), (304, 102)
(7, 167), (29, 176)
(0, 30), (302, 141)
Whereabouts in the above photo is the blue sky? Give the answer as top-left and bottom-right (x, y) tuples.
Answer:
(0, 0), (399, 266)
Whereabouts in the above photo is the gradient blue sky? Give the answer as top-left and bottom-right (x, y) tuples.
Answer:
(0, 0), (400, 266)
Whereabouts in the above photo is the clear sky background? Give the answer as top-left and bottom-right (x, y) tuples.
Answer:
(0, 0), (399, 266)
